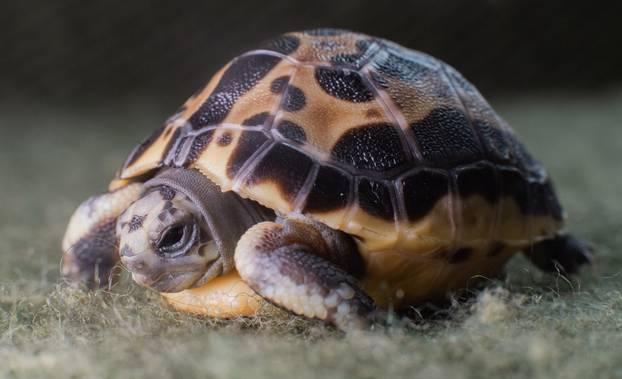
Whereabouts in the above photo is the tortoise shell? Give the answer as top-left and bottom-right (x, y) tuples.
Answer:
(115, 29), (564, 307)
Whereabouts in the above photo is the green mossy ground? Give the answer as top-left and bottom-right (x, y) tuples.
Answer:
(1, 92), (621, 378)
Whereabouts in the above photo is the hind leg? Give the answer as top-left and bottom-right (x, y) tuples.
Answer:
(524, 233), (593, 274)
(62, 183), (143, 288)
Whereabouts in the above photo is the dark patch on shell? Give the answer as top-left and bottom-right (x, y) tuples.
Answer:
(185, 129), (215, 165)
(270, 76), (290, 94)
(409, 107), (483, 167)
(123, 126), (164, 169)
(245, 143), (314, 203)
(357, 178), (394, 220)
(217, 132), (233, 146)
(497, 167), (561, 220)
(504, 130), (545, 180)
(454, 162), (498, 203)
(314, 67), (375, 103)
(161, 128), (182, 165)
(498, 167), (529, 214)
(260, 34), (300, 55)
(331, 123), (405, 172)
(242, 112), (272, 127)
(303, 165), (351, 213)
(276, 120), (306, 144)
(226, 130), (269, 179)
(283, 85), (306, 112)
(473, 119), (513, 163)
(528, 180), (563, 221)
(188, 54), (281, 128)
(402, 169), (449, 221)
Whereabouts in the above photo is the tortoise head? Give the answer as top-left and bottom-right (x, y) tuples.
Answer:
(117, 186), (221, 292)
(117, 168), (260, 293)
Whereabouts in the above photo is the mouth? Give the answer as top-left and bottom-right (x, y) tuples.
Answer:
(123, 250), (220, 293)
(131, 270), (202, 293)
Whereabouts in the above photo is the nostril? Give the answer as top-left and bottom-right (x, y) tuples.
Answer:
(120, 244), (135, 257)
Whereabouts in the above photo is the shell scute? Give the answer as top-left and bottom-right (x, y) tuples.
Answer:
(302, 165), (352, 215)
(400, 169), (451, 222)
(189, 54), (283, 129)
(119, 28), (563, 259)
(241, 143), (315, 211)
(356, 178), (395, 221)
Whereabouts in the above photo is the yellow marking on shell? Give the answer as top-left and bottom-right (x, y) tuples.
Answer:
(237, 180), (294, 215)
(288, 31), (367, 64)
(221, 60), (296, 125)
(370, 68), (447, 128)
(496, 197), (561, 244)
(458, 195), (496, 243)
(161, 271), (263, 318)
(178, 64), (229, 122)
(342, 205), (399, 252)
(278, 65), (394, 157)
(190, 127), (244, 192)
(120, 123), (179, 179)
(303, 208), (349, 233)
(120, 64), (232, 181)
(400, 195), (456, 253)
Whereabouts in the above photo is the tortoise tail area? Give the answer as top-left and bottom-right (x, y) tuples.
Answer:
(524, 233), (593, 275)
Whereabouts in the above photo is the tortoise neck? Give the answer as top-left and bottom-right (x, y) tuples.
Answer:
(145, 168), (274, 275)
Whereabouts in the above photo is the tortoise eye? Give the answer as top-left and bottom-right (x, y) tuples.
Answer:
(157, 223), (193, 255)
(160, 225), (184, 247)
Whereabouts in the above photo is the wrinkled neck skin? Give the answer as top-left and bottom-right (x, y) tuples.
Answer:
(144, 168), (274, 287)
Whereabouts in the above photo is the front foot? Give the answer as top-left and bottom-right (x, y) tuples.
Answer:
(62, 219), (120, 288)
(62, 183), (143, 288)
(235, 219), (375, 330)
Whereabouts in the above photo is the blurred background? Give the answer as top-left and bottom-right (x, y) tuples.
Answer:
(3, 0), (622, 108)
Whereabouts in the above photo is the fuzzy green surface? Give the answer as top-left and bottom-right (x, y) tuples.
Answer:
(1, 92), (621, 379)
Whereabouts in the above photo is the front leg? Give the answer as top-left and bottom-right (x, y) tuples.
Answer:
(234, 216), (375, 330)
(62, 183), (143, 288)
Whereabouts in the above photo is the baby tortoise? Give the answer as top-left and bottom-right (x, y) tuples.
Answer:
(62, 29), (592, 330)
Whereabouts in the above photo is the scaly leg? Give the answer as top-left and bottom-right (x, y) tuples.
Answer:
(62, 183), (143, 288)
(234, 215), (375, 330)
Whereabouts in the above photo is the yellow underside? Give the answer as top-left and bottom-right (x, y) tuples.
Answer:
(161, 271), (263, 318)
(354, 195), (561, 309)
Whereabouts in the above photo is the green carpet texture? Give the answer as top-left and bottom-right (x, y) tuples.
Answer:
(1, 91), (621, 378)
